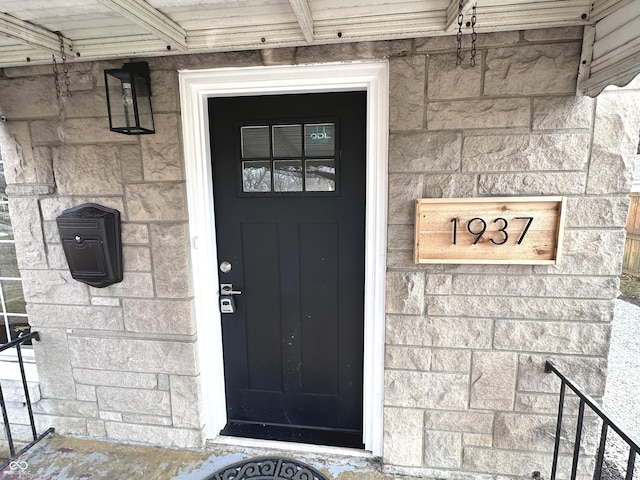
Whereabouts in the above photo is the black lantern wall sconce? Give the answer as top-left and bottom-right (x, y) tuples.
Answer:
(104, 61), (155, 135)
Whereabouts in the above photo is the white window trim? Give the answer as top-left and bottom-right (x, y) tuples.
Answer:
(178, 61), (389, 457)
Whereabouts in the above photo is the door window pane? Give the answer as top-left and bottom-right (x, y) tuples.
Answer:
(242, 126), (270, 158)
(0, 243), (19, 277)
(273, 125), (302, 158)
(306, 160), (336, 192)
(305, 124), (335, 157)
(274, 160), (303, 192)
(243, 161), (272, 192)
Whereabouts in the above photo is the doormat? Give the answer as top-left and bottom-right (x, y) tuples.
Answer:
(206, 457), (330, 480)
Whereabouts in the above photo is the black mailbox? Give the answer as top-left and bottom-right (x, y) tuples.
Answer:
(56, 203), (123, 288)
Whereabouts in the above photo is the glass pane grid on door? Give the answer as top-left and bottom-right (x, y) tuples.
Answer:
(241, 123), (336, 194)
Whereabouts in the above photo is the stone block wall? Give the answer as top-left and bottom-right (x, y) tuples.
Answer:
(1, 27), (639, 479)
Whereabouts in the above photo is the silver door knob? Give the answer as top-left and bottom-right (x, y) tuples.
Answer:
(219, 261), (232, 273)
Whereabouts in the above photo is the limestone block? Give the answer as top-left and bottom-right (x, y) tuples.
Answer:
(1, 381), (40, 404)
(149, 50), (262, 71)
(73, 368), (158, 389)
(424, 410), (494, 434)
(385, 370), (468, 409)
(389, 56), (426, 131)
(60, 90), (106, 118)
(33, 398), (98, 418)
(68, 336), (198, 375)
(423, 174), (477, 198)
(426, 275), (452, 295)
(121, 413), (172, 426)
(158, 374), (170, 391)
(2, 121), (52, 185)
(29, 328), (77, 399)
(388, 224), (413, 251)
(427, 98), (530, 130)
(444, 263), (532, 275)
(29, 120), (61, 144)
(0, 77), (59, 119)
(126, 183), (187, 221)
(524, 27), (583, 42)
(27, 304), (124, 330)
(424, 430), (462, 468)
(484, 43), (581, 95)
(150, 223), (193, 298)
(470, 351), (517, 410)
(97, 386), (170, 416)
(260, 48), (296, 66)
(386, 271), (426, 315)
(463, 133), (591, 172)
(385, 346), (432, 371)
(388, 174), (423, 224)
(478, 172), (587, 195)
(532, 96), (594, 130)
(100, 411), (123, 422)
(431, 349), (470, 373)
(463, 446), (553, 477)
(534, 230), (625, 276)
(150, 69), (179, 113)
(91, 297), (120, 307)
(463, 433), (492, 447)
(384, 407), (424, 467)
(68, 70), (94, 92)
(517, 354), (607, 396)
(7, 197), (48, 269)
(494, 321), (610, 356)
(120, 144), (144, 183)
(390, 131), (461, 172)
(141, 114), (183, 181)
(21, 269), (90, 304)
(35, 415), (87, 437)
(170, 375), (201, 428)
(47, 244), (68, 270)
(104, 422), (201, 448)
(39, 196), (125, 222)
(427, 52), (482, 100)
(295, 40), (412, 65)
(123, 299), (195, 335)
(122, 223), (150, 244)
(428, 295), (612, 322)
(123, 245), (152, 272)
(587, 91), (640, 194)
(53, 145), (124, 195)
(76, 384), (97, 402)
(87, 419), (107, 437)
(60, 118), (139, 144)
(451, 274), (619, 300)
(566, 196), (629, 228)
(89, 272), (154, 298)
(416, 31), (521, 52)
(386, 315), (492, 349)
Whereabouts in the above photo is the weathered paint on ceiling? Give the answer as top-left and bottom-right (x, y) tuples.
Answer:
(0, 0), (638, 96)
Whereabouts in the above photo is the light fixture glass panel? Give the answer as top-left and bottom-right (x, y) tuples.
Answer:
(274, 160), (303, 192)
(242, 161), (272, 192)
(241, 127), (270, 158)
(0, 244), (19, 277)
(273, 125), (302, 158)
(134, 73), (154, 132)
(305, 123), (335, 157)
(306, 159), (336, 192)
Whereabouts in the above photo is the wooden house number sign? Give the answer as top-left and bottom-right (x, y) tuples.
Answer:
(414, 197), (566, 265)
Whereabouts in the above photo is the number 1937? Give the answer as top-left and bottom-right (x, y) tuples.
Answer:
(450, 216), (534, 246)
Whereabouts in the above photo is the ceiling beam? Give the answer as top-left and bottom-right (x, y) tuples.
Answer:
(289, 0), (315, 43)
(445, 0), (475, 32)
(0, 12), (70, 55)
(97, 0), (187, 51)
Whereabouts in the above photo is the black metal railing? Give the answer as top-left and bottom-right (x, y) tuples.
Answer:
(545, 360), (639, 480)
(0, 332), (53, 469)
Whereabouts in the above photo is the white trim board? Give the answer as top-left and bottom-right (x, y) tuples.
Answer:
(178, 61), (389, 457)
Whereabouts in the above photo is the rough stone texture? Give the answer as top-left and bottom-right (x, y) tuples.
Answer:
(123, 299), (194, 335)
(30, 328), (77, 399)
(388, 174), (423, 224)
(28, 304), (124, 330)
(389, 131), (461, 172)
(424, 430), (462, 468)
(484, 43), (581, 95)
(141, 114), (183, 181)
(431, 350), (470, 373)
(566, 196), (629, 228)
(21, 269), (90, 304)
(386, 271), (425, 315)
(122, 245), (152, 272)
(126, 183), (187, 221)
(387, 315), (493, 349)
(532, 96), (594, 130)
(97, 387), (170, 416)
(1, 122), (53, 185)
(427, 52), (482, 99)
(416, 31), (521, 52)
(423, 174), (477, 198)
(389, 56), (426, 131)
(121, 223), (150, 244)
(384, 407), (424, 467)
(7, 197), (48, 269)
(89, 272), (155, 298)
(478, 172), (587, 195)
(169, 375), (201, 429)
(150, 223), (193, 298)
(385, 370), (469, 409)
(463, 133), (591, 172)
(424, 410), (494, 434)
(427, 98), (530, 130)
(73, 369), (158, 389)
(385, 346), (431, 371)
(0, 77), (59, 118)
(103, 422), (201, 448)
(470, 352), (517, 410)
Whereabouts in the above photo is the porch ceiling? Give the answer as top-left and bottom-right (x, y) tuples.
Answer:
(0, 0), (638, 95)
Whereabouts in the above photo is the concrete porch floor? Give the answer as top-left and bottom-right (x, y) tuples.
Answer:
(0, 434), (385, 480)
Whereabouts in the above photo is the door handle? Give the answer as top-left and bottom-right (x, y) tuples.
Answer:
(221, 284), (242, 295)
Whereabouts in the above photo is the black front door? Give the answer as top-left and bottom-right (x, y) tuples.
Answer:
(209, 92), (366, 448)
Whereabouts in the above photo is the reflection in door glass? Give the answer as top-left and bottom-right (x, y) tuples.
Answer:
(242, 161), (272, 192)
(306, 159), (336, 192)
(274, 160), (303, 192)
(273, 125), (302, 158)
(241, 126), (270, 158)
(305, 124), (335, 157)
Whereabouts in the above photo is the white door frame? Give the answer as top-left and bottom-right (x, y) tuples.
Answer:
(178, 61), (388, 456)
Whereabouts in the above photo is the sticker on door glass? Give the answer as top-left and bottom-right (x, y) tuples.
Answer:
(305, 124), (334, 157)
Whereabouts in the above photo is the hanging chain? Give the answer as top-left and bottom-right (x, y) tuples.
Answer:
(470, 3), (477, 67)
(456, 0), (464, 66)
(52, 32), (72, 99)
